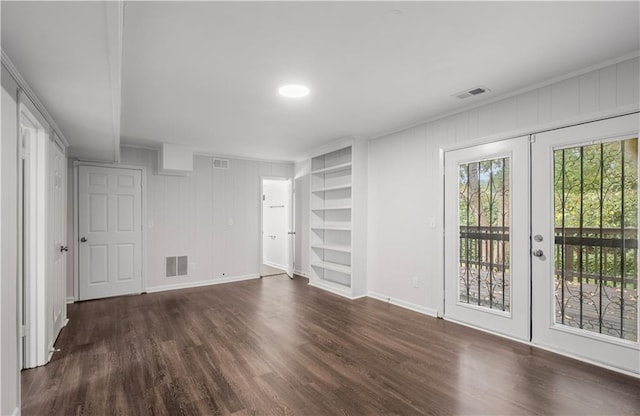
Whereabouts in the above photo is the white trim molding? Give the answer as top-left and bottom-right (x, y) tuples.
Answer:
(65, 297), (75, 305)
(308, 280), (367, 300)
(146, 274), (260, 294)
(368, 291), (439, 318)
(293, 270), (309, 278)
(1, 50), (70, 148)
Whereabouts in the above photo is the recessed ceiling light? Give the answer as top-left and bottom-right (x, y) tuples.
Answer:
(279, 84), (310, 98)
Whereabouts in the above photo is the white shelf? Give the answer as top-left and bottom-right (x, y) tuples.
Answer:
(311, 261), (351, 275)
(311, 184), (351, 193)
(311, 162), (352, 176)
(311, 206), (351, 211)
(311, 244), (351, 253)
(311, 225), (351, 231)
(310, 143), (365, 297)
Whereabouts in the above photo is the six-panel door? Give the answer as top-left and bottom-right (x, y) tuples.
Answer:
(78, 166), (142, 300)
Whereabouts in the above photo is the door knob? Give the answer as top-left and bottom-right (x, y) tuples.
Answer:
(80, 237), (87, 243)
(60, 245), (69, 253)
(532, 249), (544, 257)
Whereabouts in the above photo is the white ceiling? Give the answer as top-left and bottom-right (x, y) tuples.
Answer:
(2, 1), (122, 162)
(3, 2), (639, 162)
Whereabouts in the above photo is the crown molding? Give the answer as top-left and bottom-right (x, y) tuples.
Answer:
(1, 49), (70, 148)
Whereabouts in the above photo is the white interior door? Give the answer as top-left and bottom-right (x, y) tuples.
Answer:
(49, 139), (66, 348)
(532, 113), (640, 374)
(78, 165), (142, 301)
(287, 178), (294, 278)
(444, 136), (530, 341)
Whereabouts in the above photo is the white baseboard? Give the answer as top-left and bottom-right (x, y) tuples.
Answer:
(63, 318), (69, 327)
(367, 291), (438, 318)
(263, 260), (287, 272)
(146, 274), (260, 293)
(65, 296), (74, 304)
(12, 406), (21, 416)
(307, 280), (368, 300)
(294, 269), (309, 278)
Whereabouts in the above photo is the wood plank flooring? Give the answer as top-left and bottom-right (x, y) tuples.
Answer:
(22, 275), (640, 415)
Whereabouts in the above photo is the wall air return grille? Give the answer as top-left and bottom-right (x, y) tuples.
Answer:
(166, 256), (188, 277)
(213, 159), (229, 169)
(453, 86), (490, 99)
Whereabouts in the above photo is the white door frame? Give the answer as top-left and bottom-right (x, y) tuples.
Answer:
(19, 101), (49, 368)
(72, 161), (147, 301)
(259, 176), (293, 278)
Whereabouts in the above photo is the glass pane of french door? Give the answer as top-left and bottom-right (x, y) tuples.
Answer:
(458, 158), (510, 312)
(532, 113), (640, 374)
(554, 139), (638, 342)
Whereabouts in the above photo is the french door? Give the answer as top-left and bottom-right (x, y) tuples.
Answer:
(532, 113), (639, 373)
(444, 136), (530, 341)
(445, 114), (640, 374)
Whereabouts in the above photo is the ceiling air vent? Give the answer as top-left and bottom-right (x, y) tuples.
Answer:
(213, 158), (229, 169)
(453, 86), (490, 100)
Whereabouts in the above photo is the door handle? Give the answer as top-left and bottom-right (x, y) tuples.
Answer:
(532, 249), (544, 257)
(288, 231), (296, 235)
(60, 245), (69, 253)
(80, 237), (87, 243)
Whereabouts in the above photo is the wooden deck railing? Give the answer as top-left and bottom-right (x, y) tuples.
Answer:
(459, 226), (638, 289)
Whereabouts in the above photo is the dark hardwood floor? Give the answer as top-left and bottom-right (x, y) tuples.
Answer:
(22, 275), (640, 415)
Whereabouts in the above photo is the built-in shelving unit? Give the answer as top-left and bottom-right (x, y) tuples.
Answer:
(311, 184), (352, 193)
(308, 140), (367, 298)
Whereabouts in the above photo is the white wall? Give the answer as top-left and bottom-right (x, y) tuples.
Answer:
(0, 67), (3, 416)
(367, 57), (640, 314)
(262, 179), (289, 270)
(1, 64), (20, 416)
(293, 160), (310, 277)
(67, 147), (293, 295)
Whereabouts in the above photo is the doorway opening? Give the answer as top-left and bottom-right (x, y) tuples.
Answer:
(261, 177), (293, 278)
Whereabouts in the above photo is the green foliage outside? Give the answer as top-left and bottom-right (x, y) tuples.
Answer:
(554, 139), (638, 289)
